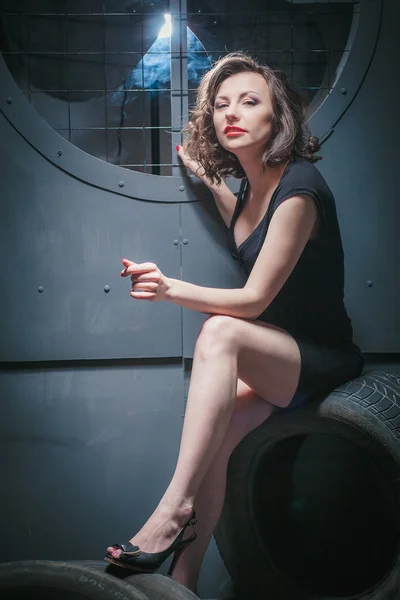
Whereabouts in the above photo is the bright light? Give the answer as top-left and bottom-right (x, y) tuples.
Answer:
(159, 13), (172, 38)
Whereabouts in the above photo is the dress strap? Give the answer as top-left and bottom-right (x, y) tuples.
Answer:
(229, 178), (248, 230)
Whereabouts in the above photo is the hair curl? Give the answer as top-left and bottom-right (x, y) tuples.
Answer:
(182, 52), (322, 184)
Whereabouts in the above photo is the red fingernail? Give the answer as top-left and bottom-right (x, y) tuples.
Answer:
(176, 145), (181, 151)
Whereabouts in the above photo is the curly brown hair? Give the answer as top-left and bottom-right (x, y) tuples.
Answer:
(182, 52), (322, 184)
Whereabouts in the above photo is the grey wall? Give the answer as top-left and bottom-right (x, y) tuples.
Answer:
(314, 0), (400, 353)
(0, 1), (399, 599)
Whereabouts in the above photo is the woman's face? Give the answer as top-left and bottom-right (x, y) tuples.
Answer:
(212, 71), (275, 158)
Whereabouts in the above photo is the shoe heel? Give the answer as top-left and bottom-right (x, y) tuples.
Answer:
(167, 534), (197, 577)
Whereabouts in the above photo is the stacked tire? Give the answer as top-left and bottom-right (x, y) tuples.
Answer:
(215, 371), (400, 600)
(0, 560), (199, 599)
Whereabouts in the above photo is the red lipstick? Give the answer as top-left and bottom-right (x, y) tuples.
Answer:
(224, 125), (246, 134)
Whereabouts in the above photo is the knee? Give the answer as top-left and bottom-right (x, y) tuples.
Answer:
(195, 315), (239, 357)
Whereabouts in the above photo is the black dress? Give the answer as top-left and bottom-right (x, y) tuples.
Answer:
(227, 156), (364, 412)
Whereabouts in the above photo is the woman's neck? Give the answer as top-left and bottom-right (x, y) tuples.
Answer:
(240, 158), (290, 202)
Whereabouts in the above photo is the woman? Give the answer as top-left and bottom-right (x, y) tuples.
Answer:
(104, 52), (364, 595)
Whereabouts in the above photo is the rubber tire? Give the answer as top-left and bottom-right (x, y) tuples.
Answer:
(68, 561), (200, 600)
(0, 560), (149, 599)
(214, 370), (400, 600)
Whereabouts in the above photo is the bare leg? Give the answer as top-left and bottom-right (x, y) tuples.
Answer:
(107, 316), (301, 574)
(172, 382), (277, 594)
(108, 316), (240, 558)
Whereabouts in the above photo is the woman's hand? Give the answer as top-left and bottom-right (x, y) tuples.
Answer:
(176, 146), (234, 228)
(120, 258), (171, 302)
(176, 145), (211, 187)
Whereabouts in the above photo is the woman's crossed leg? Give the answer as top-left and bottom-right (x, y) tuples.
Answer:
(106, 315), (302, 591)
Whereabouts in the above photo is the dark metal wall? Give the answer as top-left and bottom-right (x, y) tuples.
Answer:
(0, 361), (185, 564)
(1, 1), (399, 597)
(0, 112), (182, 361)
(314, 1), (400, 353)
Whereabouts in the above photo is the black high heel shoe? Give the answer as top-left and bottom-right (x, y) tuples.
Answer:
(104, 510), (197, 576)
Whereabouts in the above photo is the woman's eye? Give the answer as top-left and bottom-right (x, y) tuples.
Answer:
(214, 101), (257, 109)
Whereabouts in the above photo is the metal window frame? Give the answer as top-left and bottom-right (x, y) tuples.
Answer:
(0, 0), (382, 202)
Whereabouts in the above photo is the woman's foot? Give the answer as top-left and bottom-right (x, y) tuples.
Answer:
(106, 502), (195, 560)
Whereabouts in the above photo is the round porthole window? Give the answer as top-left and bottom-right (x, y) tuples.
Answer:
(0, 0), (381, 199)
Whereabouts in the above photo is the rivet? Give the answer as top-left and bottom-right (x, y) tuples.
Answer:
(38, 286), (44, 293)
(179, 185), (185, 192)
(118, 181), (125, 188)
(367, 280), (373, 287)
(340, 87), (347, 95)
(57, 150), (62, 157)
(183, 239), (188, 245)
(6, 97), (12, 104)
(104, 285), (110, 292)
(173, 239), (179, 245)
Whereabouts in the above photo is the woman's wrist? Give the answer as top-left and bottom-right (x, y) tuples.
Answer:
(164, 277), (179, 302)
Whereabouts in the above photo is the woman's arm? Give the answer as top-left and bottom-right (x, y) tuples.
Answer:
(165, 193), (318, 319)
(176, 145), (237, 228)
(206, 179), (237, 228)
(124, 194), (318, 319)
(165, 279), (260, 319)
(242, 194), (318, 318)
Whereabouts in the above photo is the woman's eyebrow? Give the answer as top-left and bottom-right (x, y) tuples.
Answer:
(215, 91), (261, 101)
